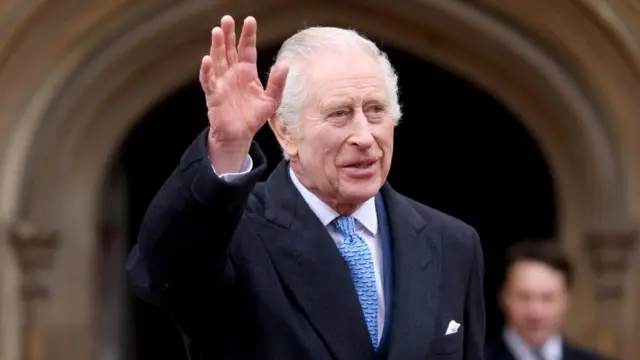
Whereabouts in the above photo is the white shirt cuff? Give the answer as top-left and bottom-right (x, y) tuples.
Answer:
(212, 155), (253, 182)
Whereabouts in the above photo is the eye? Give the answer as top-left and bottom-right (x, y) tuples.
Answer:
(330, 109), (350, 118)
(366, 104), (386, 114)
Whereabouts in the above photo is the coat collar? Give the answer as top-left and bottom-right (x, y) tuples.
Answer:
(258, 161), (441, 360)
(378, 178), (441, 360)
(288, 166), (378, 235)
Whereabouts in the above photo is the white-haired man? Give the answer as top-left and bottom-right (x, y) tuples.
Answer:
(127, 15), (485, 360)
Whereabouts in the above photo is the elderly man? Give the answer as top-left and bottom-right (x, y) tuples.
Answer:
(127, 15), (485, 360)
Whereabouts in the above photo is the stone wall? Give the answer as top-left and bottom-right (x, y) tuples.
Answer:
(0, 1), (638, 359)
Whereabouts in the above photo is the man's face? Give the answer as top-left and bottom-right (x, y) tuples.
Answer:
(281, 49), (394, 211)
(501, 260), (569, 347)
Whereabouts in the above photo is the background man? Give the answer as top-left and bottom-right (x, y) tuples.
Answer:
(485, 240), (611, 360)
(127, 15), (485, 360)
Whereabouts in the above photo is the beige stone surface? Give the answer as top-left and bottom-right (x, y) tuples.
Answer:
(0, 0), (638, 359)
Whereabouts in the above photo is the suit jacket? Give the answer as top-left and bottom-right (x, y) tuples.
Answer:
(484, 337), (612, 360)
(373, 193), (395, 356)
(126, 129), (486, 360)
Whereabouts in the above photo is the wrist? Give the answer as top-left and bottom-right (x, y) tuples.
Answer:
(207, 137), (251, 174)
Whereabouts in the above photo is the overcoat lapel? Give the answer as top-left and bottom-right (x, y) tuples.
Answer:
(256, 161), (374, 360)
(380, 183), (443, 360)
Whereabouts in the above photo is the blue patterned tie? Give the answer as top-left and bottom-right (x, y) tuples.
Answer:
(334, 216), (378, 349)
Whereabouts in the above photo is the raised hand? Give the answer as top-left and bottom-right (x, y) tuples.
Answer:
(199, 15), (289, 173)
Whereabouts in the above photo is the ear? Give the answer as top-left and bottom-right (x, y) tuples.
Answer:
(268, 114), (298, 158)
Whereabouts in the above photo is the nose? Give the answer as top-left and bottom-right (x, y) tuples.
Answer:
(527, 299), (547, 320)
(348, 109), (374, 149)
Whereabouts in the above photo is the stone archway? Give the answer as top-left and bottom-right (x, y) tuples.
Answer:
(0, 1), (638, 360)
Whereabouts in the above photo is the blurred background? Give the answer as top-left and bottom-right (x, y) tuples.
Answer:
(0, 1), (639, 360)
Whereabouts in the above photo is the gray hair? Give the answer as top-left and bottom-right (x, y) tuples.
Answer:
(272, 27), (402, 158)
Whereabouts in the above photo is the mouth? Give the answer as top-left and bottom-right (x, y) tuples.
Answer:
(344, 159), (378, 169)
(340, 159), (380, 179)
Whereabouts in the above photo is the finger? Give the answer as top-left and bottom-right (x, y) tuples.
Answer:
(211, 27), (228, 77)
(265, 63), (289, 105)
(209, 27), (216, 58)
(199, 56), (215, 94)
(237, 16), (257, 64)
(221, 15), (238, 66)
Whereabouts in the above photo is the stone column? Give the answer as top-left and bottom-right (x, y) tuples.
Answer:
(9, 222), (60, 360)
(585, 226), (638, 360)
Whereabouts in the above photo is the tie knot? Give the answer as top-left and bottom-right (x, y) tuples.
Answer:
(334, 216), (357, 237)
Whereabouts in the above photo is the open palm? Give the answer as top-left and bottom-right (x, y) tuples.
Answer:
(199, 16), (289, 145)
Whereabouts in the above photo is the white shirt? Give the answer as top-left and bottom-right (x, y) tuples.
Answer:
(213, 157), (385, 344)
(503, 327), (563, 360)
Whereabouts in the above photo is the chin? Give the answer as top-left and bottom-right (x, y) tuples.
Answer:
(523, 331), (551, 347)
(340, 178), (383, 202)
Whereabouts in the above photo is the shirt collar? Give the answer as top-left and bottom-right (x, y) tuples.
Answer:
(503, 326), (563, 360)
(289, 167), (378, 235)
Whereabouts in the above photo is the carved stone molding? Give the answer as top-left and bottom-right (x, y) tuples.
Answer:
(9, 221), (60, 360)
(585, 226), (638, 301)
(9, 222), (59, 301)
(583, 225), (638, 360)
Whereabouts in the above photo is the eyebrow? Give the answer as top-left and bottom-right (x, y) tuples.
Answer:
(321, 99), (353, 112)
(321, 92), (388, 111)
(363, 95), (389, 105)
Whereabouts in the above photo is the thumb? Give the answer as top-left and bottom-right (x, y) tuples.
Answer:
(264, 63), (289, 105)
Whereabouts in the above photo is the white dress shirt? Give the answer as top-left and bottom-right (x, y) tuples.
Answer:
(503, 327), (563, 360)
(213, 156), (385, 343)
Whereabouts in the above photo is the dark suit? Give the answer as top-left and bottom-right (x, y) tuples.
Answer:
(484, 337), (612, 360)
(126, 129), (486, 360)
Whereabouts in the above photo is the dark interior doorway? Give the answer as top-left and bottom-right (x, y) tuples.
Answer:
(109, 40), (555, 360)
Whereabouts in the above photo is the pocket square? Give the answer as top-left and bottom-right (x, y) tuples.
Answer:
(445, 320), (461, 335)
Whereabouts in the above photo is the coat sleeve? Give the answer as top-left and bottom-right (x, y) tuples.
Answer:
(125, 127), (267, 327)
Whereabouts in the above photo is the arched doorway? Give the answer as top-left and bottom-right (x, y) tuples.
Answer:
(4, 1), (638, 360)
(110, 41), (555, 359)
